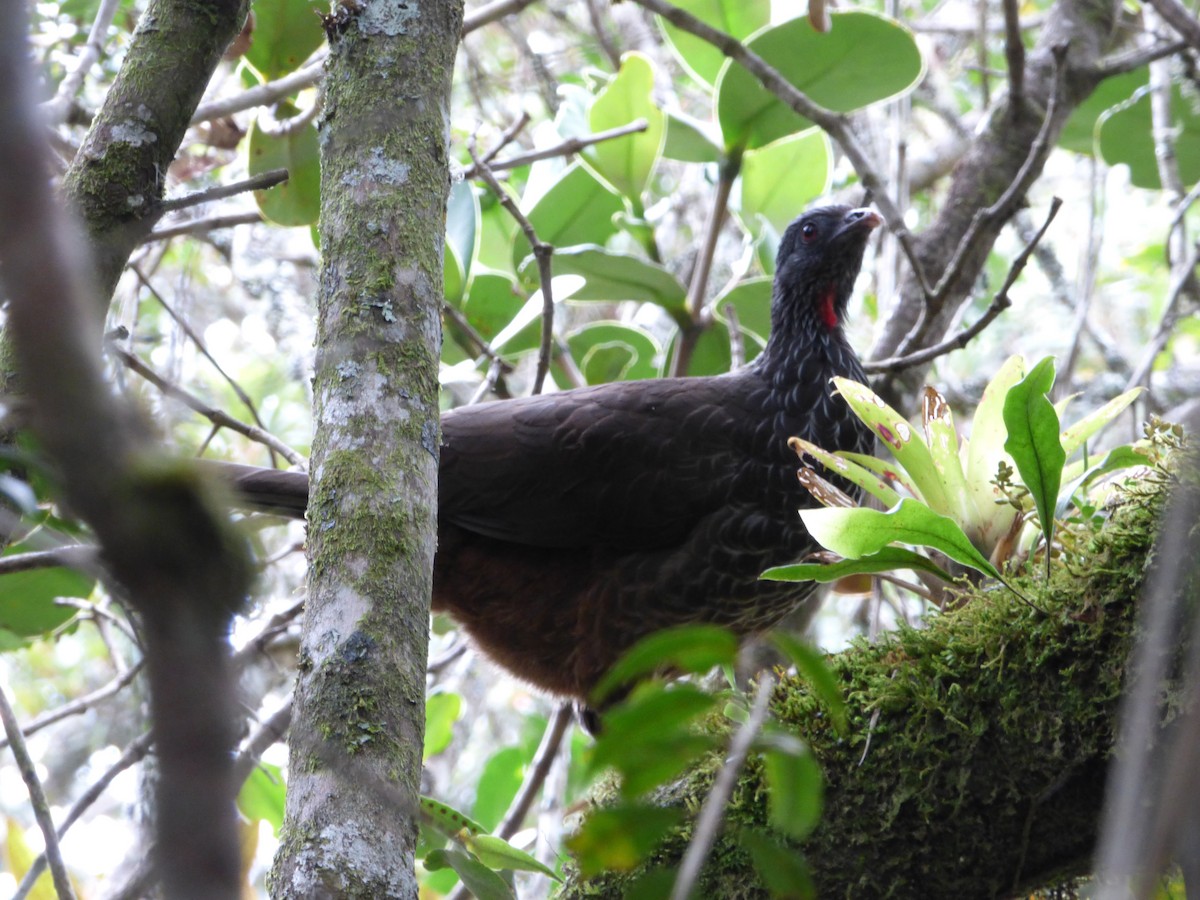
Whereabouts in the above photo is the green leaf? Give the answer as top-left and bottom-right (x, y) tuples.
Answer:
(662, 110), (721, 162)
(762, 546), (953, 586)
(237, 762), (286, 834)
(472, 747), (526, 832)
(423, 691), (461, 760)
(789, 438), (901, 507)
(921, 386), (979, 531)
(712, 276), (773, 343)
(1100, 81), (1200, 189)
(584, 53), (666, 204)
(1003, 357), (1065, 549)
(566, 804), (683, 876)
(591, 624), (738, 704)
(963, 355), (1026, 549)
(420, 795), (489, 839)
(513, 164), (624, 273)
(768, 634), (846, 730)
(248, 116), (320, 226)
(737, 829), (816, 900)
(666, 319), (741, 376)
(800, 500), (1004, 582)
(763, 747), (823, 840)
(245, 0), (324, 80)
(656, 0), (770, 88)
(738, 131), (831, 236)
(567, 322), (662, 383)
(1059, 67), (1147, 155)
(463, 834), (561, 881)
(831, 378), (951, 515)
(1059, 387), (1143, 458)
(430, 848), (515, 900)
(444, 181), (479, 304)
(544, 245), (686, 314)
(715, 12), (924, 152)
(0, 554), (91, 637)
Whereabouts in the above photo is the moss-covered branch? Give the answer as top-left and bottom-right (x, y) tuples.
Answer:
(561, 471), (1172, 899)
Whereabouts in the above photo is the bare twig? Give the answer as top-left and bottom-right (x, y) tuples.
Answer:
(1002, 0), (1026, 110)
(40, 0), (123, 125)
(159, 169), (288, 214)
(670, 674), (775, 900)
(1, 676), (77, 900)
(0, 660), (143, 751)
(0, 545), (97, 577)
(1124, 242), (1200, 392)
(462, 0), (542, 34)
(498, 703), (573, 839)
(478, 111), (532, 168)
(191, 57), (325, 125)
(1146, 0), (1200, 51)
(468, 144), (556, 394)
(144, 211), (263, 243)
(865, 197), (1063, 374)
(110, 345), (307, 466)
(1088, 40), (1189, 79)
(457, 119), (649, 179)
(232, 700), (294, 785)
(626, 0), (930, 300)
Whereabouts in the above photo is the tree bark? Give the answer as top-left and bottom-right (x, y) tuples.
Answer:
(559, 470), (1176, 899)
(268, 0), (462, 896)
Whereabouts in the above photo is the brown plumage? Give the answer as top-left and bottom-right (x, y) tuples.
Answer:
(222, 204), (879, 714)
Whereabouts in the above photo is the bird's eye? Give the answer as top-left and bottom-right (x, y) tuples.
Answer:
(800, 222), (818, 243)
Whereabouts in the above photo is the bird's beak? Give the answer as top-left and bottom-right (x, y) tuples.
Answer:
(838, 208), (883, 237)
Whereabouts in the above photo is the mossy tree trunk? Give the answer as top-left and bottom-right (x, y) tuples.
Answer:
(560, 474), (1176, 899)
(269, 0), (462, 897)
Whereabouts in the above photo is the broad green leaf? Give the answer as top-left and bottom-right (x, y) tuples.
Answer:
(477, 193), (522, 276)
(248, 115), (320, 226)
(458, 272), (523, 344)
(444, 181), (479, 304)
(566, 805), (683, 876)
(789, 437), (901, 507)
(464, 834), (561, 881)
(921, 386), (979, 530)
(1100, 82), (1200, 189)
(245, 0), (324, 80)
(1079, 445), (1151, 488)
(543, 246), (686, 314)
(762, 546), (953, 585)
(472, 747), (526, 832)
(764, 747), (823, 840)
(768, 633), (846, 730)
(666, 320), (738, 376)
(738, 828), (816, 900)
(1003, 357), (1065, 548)
(444, 241), (465, 306)
(1059, 67), (1147, 155)
(513, 164), (624, 273)
(831, 378), (951, 515)
(965, 355), (1026, 538)
(800, 500), (1003, 581)
(625, 868), (680, 900)
(656, 0), (769, 88)
(712, 276), (773, 343)
(237, 762), (286, 834)
(0, 553), (91, 636)
(585, 53), (666, 205)
(567, 322), (662, 383)
(423, 691), (461, 760)
(591, 624), (738, 703)
(428, 848), (514, 900)
(662, 110), (721, 162)
(715, 12), (923, 152)
(419, 796), (488, 839)
(488, 275), (586, 353)
(1059, 387), (1143, 458)
(738, 131), (831, 236)
(839, 451), (920, 499)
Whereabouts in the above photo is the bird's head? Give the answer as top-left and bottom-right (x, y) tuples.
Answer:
(772, 205), (882, 335)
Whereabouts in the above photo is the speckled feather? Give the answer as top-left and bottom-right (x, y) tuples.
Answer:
(434, 205), (879, 702)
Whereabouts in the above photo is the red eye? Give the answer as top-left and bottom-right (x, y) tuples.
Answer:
(801, 222), (818, 243)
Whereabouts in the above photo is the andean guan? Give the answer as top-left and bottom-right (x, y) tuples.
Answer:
(223, 204), (880, 720)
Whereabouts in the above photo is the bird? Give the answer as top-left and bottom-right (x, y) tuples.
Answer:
(221, 204), (879, 719)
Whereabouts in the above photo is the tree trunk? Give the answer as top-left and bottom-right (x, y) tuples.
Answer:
(269, 0), (462, 896)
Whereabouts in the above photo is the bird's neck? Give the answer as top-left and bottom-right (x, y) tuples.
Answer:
(755, 288), (860, 388)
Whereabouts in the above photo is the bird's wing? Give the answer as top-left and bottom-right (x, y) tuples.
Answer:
(439, 373), (765, 550)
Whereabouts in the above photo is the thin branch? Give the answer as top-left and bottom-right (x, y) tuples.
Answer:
(669, 674), (775, 900)
(110, 345), (307, 466)
(498, 703), (572, 839)
(478, 111), (531, 168)
(625, 0), (931, 300)
(1124, 242), (1200, 392)
(159, 169), (289, 214)
(723, 301), (746, 370)
(1089, 39), (1189, 80)
(1146, 0), (1200, 52)
(462, 0), (542, 34)
(0, 545), (97, 576)
(143, 211), (263, 243)
(0, 660), (143, 750)
(865, 197), (1063, 374)
(469, 144), (557, 394)
(457, 119), (648, 179)
(232, 700), (294, 785)
(40, 0), (123, 125)
(191, 57), (325, 124)
(1002, 0), (1026, 111)
(1, 676), (77, 900)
